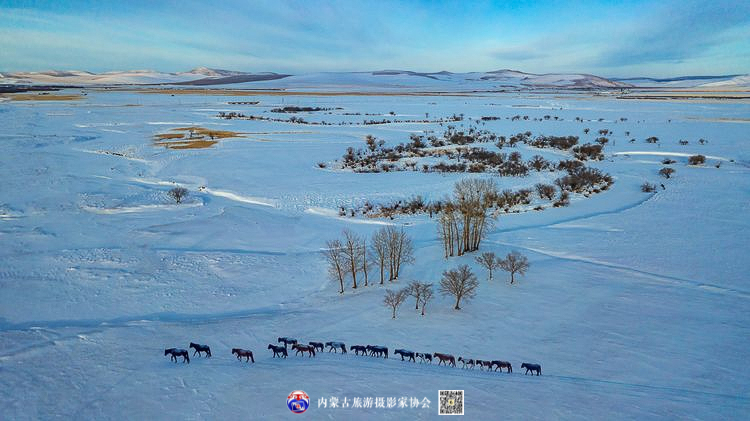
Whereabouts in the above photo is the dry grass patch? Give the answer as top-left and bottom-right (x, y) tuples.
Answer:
(6, 93), (82, 101)
(153, 126), (244, 149)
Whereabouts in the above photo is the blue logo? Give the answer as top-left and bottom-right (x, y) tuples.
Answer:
(287, 390), (310, 414)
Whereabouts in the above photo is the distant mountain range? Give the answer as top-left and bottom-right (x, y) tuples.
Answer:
(1, 67), (748, 90)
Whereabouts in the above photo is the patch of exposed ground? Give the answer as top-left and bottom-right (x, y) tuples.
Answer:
(153, 127), (244, 149)
(5, 93), (83, 101)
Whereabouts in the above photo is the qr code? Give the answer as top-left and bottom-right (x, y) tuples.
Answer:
(439, 390), (464, 415)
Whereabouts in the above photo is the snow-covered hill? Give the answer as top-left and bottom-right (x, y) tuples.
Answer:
(0, 67), (289, 86)
(1, 67), (631, 90)
(613, 74), (750, 89)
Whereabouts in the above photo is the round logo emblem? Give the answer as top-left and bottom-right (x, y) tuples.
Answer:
(287, 390), (310, 414)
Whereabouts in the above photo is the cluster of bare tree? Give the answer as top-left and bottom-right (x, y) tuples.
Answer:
(438, 179), (497, 258)
(476, 251), (530, 284)
(383, 252), (530, 318)
(324, 227), (414, 294)
(383, 281), (435, 319)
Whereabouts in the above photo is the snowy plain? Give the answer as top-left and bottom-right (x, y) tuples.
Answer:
(0, 87), (749, 420)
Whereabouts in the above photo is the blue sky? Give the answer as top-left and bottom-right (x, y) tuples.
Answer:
(1, 0), (748, 77)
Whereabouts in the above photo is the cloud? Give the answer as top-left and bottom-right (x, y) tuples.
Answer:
(592, 1), (750, 67)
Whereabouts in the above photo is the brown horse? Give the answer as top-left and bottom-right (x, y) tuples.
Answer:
(492, 360), (512, 373)
(433, 353), (456, 367)
(232, 348), (255, 363)
(309, 342), (325, 352)
(458, 357), (475, 369)
(292, 344), (316, 357)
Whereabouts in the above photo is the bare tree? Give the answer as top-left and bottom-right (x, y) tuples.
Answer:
(437, 200), (460, 258)
(342, 229), (364, 289)
(323, 239), (346, 294)
(439, 264), (479, 310)
(386, 226), (414, 280)
(371, 228), (390, 284)
(168, 187), (188, 204)
(454, 178), (497, 253)
(475, 252), (501, 281)
(498, 251), (530, 284)
(383, 288), (409, 319)
(419, 284), (434, 316)
(360, 238), (370, 287)
(407, 280), (424, 310)
(438, 179), (497, 258)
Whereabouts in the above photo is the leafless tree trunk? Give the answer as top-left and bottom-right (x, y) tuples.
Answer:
(419, 284), (434, 316)
(439, 264), (479, 310)
(360, 238), (370, 287)
(324, 239), (346, 294)
(371, 228), (389, 285)
(408, 281), (423, 310)
(342, 229), (364, 289)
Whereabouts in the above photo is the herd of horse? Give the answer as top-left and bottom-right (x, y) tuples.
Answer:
(164, 337), (542, 376)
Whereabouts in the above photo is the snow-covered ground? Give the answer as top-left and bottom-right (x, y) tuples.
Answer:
(0, 89), (749, 419)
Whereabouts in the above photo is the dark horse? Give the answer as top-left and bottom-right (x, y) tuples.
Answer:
(492, 360), (512, 373)
(278, 337), (298, 348)
(521, 363), (541, 375)
(433, 353), (456, 367)
(268, 344), (288, 358)
(368, 345), (388, 358)
(394, 349), (415, 362)
(416, 353), (432, 363)
(189, 342), (211, 357)
(165, 348), (190, 363)
(232, 348), (255, 363)
(325, 341), (347, 353)
(309, 342), (325, 352)
(458, 357), (475, 369)
(350, 345), (367, 356)
(292, 344), (316, 357)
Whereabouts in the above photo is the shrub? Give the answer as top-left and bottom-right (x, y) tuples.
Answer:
(659, 167), (675, 178)
(572, 143), (604, 161)
(555, 167), (613, 193)
(641, 182), (657, 193)
(535, 183), (556, 200)
(530, 135), (579, 150)
(661, 158), (677, 165)
(688, 155), (706, 165)
(317, 162), (327, 168)
(553, 191), (570, 207)
(167, 187), (188, 204)
(528, 155), (550, 171)
(557, 159), (585, 173)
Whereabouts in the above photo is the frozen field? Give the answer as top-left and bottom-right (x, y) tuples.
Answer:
(1, 89), (749, 419)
